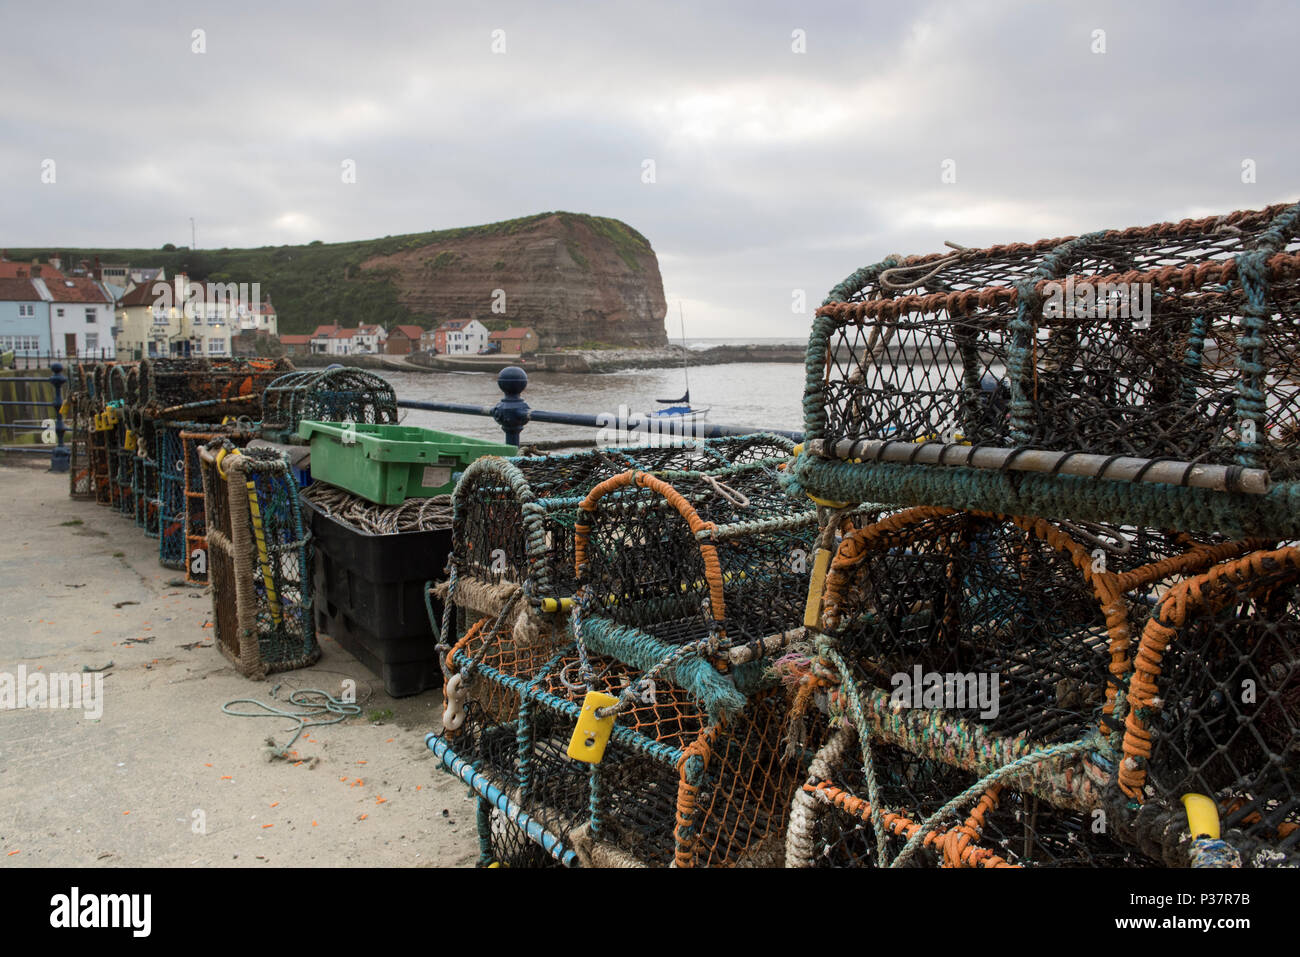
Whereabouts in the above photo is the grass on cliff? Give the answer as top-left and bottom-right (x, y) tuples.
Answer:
(6, 212), (655, 335)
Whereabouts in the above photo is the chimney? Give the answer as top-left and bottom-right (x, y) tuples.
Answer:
(32, 265), (41, 278)
(17, 267), (27, 278)
(93, 255), (102, 280)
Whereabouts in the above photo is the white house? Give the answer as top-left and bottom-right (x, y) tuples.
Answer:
(435, 318), (489, 355)
(353, 323), (385, 353)
(37, 276), (117, 358)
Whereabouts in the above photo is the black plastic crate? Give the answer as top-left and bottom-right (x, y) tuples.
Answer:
(302, 494), (452, 697)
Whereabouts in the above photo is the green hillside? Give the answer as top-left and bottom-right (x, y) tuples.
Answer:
(5, 212), (654, 335)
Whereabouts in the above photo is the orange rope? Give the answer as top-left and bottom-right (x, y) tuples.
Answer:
(1119, 546), (1300, 798)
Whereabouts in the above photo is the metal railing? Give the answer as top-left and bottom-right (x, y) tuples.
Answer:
(0, 362), (69, 471)
(395, 366), (802, 446)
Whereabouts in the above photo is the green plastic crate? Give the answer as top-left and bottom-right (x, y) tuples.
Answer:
(298, 420), (515, 505)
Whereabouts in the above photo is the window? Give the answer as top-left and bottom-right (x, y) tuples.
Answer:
(85, 334), (98, 351)
(56, 308), (65, 318)
(18, 304), (34, 318)
(0, 335), (41, 351)
(86, 307), (97, 323)
(207, 339), (224, 354)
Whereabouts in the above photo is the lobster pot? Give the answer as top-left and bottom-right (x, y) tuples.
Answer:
(433, 615), (817, 867)
(198, 444), (318, 678)
(157, 421), (255, 571)
(450, 449), (643, 619)
(1119, 546), (1300, 867)
(105, 364), (134, 513)
(799, 203), (1300, 535)
(87, 366), (113, 505)
(787, 727), (1154, 868)
(67, 392), (93, 500)
(139, 356), (293, 421)
(260, 368), (398, 442)
(817, 507), (1257, 747)
(90, 425), (112, 505)
(131, 416), (162, 536)
(574, 463), (842, 654)
(182, 428), (253, 583)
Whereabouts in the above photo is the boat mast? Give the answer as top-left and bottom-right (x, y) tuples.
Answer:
(679, 302), (690, 400)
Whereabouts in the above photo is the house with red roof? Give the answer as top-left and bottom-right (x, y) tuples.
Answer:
(40, 276), (116, 358)
(385, 324), (426, 355)
(278, 333), (313, 357)
(488, 326), (538, 356)
(431, 318), (489, 355)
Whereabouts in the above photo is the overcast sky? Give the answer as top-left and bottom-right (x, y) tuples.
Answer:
(2, 0), (1296, 338)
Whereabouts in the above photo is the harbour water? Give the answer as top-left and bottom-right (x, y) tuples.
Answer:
(381, 361), (808, 444)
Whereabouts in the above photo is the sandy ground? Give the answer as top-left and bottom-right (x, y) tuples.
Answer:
(0, 462), (478, 868)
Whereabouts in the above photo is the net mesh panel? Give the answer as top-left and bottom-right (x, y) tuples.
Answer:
(821, 509), (1255, 745)
(452, 450), (642, 604)
(801, 735), (1154, 867)
(478, 800), (566, 868)
(138, 356), (292, 418)
(242, 451), (317, 669)
(439, 618), (816, 866)
(180, 427), (254, 583)
(260, 368), (398, 438)
(451, 439), (799, 612)
(199, 444), (317, 676)
(157, 423), (188, 568)
(1124, 548), (1300, 860)
(578, 464), (820, 645)
(812, 203), (1300, 478)
(132, 429), (160, 537)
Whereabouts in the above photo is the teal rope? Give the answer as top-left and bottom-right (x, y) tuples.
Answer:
(423, 578), (442, 644)
(792, 450), (1300, 539)
(221, 686), (361, 756)
(819, 644), (890, 865)
(890, 734), (1103, 868)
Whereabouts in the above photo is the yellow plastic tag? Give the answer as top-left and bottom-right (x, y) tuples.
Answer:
(1181, 793), (1220, 840)
(804, 547), (832, 628)
(124, 430), (137, 451)
(567, 691), (619, 764)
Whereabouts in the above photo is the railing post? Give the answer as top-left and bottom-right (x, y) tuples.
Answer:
(48, 361), (69, 473)
(491, 366), (531, 446)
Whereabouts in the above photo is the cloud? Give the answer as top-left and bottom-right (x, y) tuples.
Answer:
(1, 0), (1296, 336)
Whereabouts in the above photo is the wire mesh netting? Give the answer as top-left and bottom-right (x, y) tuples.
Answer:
(158, 421), (255, 572)
(138, 356), (293, 420)
(451, 437), (801, 621)
(435, 615), (820, 867)
(260, 368), (399, 441)
(817, 507), (1259, 746)
(788, 728), (1155, 868)
(450, 449), (640, 616)
(198, 443), (317, 677)
(807, 203), (1300, 479)
(1119, 546), (1300, 866)
(574, 463), (870, 652)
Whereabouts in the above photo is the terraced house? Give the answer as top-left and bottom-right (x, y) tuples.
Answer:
(114, 275), (240, 359)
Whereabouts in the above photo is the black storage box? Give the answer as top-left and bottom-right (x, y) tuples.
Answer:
(301, 494), (452, 697)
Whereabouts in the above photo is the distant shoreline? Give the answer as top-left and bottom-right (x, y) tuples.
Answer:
(293, 343), (808, 374)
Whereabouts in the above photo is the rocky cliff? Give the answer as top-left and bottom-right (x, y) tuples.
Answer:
(8, 211), (669, 347)
(359, 213), (667, 348)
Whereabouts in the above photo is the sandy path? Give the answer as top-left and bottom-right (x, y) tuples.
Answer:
(0, 463), (478, 868)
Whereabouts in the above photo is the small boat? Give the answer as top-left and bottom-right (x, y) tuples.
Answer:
(651, 304), (710, 421)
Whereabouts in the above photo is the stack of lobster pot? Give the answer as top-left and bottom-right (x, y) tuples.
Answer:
(783, 200), (1300, 867)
